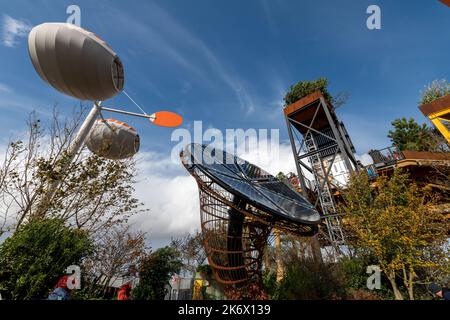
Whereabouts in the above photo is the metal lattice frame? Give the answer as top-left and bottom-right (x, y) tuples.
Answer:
(285, 96), (358, 248)
(181, 151), (317, 293)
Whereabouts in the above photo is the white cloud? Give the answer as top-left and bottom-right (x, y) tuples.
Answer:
(0, 131), (302, 248)
(2, 14), (32, 48)
(355, 153), (374, 166)
(238, 141), (297, 177)
(129, 151), (200, 245)
(129, 139), (300, 247)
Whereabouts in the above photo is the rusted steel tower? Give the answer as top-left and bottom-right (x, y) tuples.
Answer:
(284, 92), (358, 247)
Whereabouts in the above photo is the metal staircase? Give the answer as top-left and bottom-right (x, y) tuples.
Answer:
(304, 132), (345, 246)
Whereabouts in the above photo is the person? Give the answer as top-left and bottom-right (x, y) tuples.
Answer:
(428, 283), (450, 300)
(47, 275), (71, 300)
(116, 265), (139, 300)
(117, 283), (132, 300)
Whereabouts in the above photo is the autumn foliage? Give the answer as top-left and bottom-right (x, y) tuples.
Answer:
(340, 170), (449, 300)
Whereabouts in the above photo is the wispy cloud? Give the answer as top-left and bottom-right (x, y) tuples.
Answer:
(1, 14), (32, 48)
(108, 3), (257, 115)
(0, 83), (12, 93)
(130, 138), (299, 247)
(198, 44), (256, 115)
(0, 94), (54, 119)
(261, 0), (278, 34)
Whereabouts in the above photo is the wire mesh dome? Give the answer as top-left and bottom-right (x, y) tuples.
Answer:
(28, 23), (124, 101)
(181, 144), (320, 293)
(85, 119), (140, 160)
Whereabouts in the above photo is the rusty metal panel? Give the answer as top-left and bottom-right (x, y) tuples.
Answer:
(402, 150), (450, 161)
(283, 91), (323, 116)
(419, 94), (450, 117)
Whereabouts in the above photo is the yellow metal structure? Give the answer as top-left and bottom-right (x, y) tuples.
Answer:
(428, 108), (450, 143)
(192, 279), (204, 300)
(419, 95), (450, 144)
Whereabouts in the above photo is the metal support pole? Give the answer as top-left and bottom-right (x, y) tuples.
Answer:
(320, 97), (355, 174)
(274, 229), (284, 283)
(99, 106), (153, 120)
(68, 102), (103, 154)
(35, 102), (102, 216)
(285, 116), (308, 198)
(285, 115), (324, 262)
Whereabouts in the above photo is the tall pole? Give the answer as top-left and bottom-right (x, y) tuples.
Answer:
(34, 101), (102, 217)
(274, 229), (284, 283)
(66, 101), (103, 157)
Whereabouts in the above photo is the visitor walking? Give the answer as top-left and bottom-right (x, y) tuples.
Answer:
(428, 283), (450, 300)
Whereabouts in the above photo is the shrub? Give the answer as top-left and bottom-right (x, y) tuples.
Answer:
(262, 270), (278, 298)
(284, 78), (333, 105)
(0, 218), (92, 300)
(339, 255), (393, 300)
(196, 264), (213, 277)
(274, 258), (347, 300)
(133, 247), (183, 300)
(420, 79), (450, 105)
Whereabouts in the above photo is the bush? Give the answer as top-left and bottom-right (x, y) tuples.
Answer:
(196, 264), (213, 277)
(0, 218), (92, 300)
(268, 254), (392, 300)
(339, 255), (392, 300)
(274, 258), (347, 300)
(262, 270), (278, 298)
(421, 79), (450, 105)
(284, 78), (333, 105)
(339, 256), (369, 290)
(133, 247), (183, 300)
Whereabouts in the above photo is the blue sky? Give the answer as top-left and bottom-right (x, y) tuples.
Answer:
(1, 0), (449, 155)
(1, 1), (450, 246)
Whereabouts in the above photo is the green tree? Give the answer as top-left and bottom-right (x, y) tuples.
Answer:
(0, 218), (92, 300)
(133, 246), (183, 300)
(340, 170), (449, 300)
(387, 118), (437, 151)
(0, 108), (146, 235)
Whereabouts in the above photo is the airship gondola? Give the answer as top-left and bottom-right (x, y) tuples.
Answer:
(28, 23), (124, 101)
(85, 119), (139, 160)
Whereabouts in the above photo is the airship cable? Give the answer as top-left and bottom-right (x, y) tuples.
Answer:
(123, 89), (148, 116)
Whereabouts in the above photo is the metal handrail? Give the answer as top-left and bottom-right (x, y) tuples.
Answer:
(368, 146), (405, 166)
